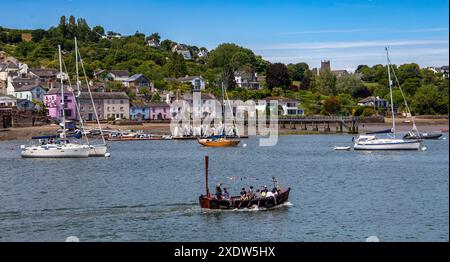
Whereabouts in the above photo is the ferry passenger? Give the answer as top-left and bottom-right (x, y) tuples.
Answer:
(260, 186), (267, 197)
(215, 183), (222, 200)
(223, 188), (230, 200)
(266, 190), (274, 198)
(246, 186), (254, 199)
(272, 187), (278, 196)
(254, 189), (262, 199)
(240, 188), (247, 200)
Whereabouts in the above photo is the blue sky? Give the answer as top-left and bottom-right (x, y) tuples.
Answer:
(1, 0), (448, 70)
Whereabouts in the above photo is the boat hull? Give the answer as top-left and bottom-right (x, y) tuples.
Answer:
(354, 140), (421, 150)
(199, 188), (290, 210)
(403, 133), (442, 140)
(197, 138), (240, 147)
(21, 145), (90, 158)
(88, 144), (108, 156)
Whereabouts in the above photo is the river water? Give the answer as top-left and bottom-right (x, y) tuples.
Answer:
(0, 134), (448, 242)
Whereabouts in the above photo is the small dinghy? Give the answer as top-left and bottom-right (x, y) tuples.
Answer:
(334, 146), (351, 150)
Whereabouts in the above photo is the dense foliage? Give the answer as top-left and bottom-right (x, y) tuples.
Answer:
(0, 16), (448, 116)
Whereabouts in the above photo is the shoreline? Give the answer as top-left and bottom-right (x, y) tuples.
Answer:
(1, 118), (448, 142)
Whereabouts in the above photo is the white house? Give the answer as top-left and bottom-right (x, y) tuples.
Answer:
(164, 76), (205, 91)
(178, 76), (205, 91)
(105, 70), (130, 82)
(357, 96), (389, 109)
(259, 96), (304, 116)
(14, 84), (46, 102)
(172, 44), (192, 60)
(234, 70), (260, 89)
(0, 95), (17, 107)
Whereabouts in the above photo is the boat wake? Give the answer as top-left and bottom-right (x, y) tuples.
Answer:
(200, 201), (293, 213)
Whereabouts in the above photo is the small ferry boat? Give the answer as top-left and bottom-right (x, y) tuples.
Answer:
(198, 156), (291, 210)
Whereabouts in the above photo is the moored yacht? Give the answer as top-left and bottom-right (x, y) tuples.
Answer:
(21, 45), (90, 158)
(353, 48), (421, 151)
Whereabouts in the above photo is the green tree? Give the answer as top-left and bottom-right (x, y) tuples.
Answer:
(150, 92), (161, 102)
(401, 78), (421, 96)
(315, 70), (336, 95)
(31, 29), (48, 42)
(166, 52), (187, 77)
(321, 96), (341, 115)
(266, 63), (290, 89)
(92, 25), (105, 36)
(221, 64), (236, 90)
(397, 63), (420, 84)
(411, 85), (448, 115)
(160, 39), (176, 51)
(287, 62), (309, 81)
(335, 74), (364, 94)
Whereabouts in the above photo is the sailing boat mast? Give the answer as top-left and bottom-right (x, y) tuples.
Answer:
(386, 47), (396, 138)
(221, 82), (225, 136)
(58, 45), (67, 143)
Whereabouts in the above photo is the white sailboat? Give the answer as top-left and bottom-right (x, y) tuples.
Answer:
(73, 37), (108, 157)
(353, 48), (421, 151)
(21, 45), (90, 158)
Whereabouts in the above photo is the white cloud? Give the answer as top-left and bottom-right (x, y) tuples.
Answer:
(280, 29), (372, 35)
(279, 27), (449, 35)
(252, 39), (449, 51)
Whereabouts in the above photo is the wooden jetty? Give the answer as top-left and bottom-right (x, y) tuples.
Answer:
(278, 116), (359, 134)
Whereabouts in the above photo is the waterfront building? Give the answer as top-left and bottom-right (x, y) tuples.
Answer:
(263, 96), (305, 116)
(0, 95), (17, 107)
(78, 92), (129, 120)
(130, 101), (151, 121)
(148, 102), (171, 120)
(43, 86), (78, 121)
(357, 96), (389, 109)
(13, 84), (46, 102)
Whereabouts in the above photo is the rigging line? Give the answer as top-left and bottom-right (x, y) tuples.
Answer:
(387, 55), (420, 135)
(62, 58), (90, 145)
(77, 47), (106, 145)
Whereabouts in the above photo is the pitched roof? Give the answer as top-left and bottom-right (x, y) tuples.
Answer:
(109, 70), (130, 78)
(78, 92), (129, 100)
(126, 74), (149, 82)
(45, 85), (76, 95)
(358, 96), (387, 103)
(15, 84), (45, 92)
(178, 76), (202, 81)
(29, 68), (58, 77)
(147, 101), (170, 107)
(0, 95), (17, 101)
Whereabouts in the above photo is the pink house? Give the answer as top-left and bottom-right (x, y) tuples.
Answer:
(148, 102), (170, 120)
(43, 86), (78, 121)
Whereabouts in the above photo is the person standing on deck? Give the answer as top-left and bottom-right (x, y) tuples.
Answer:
(215, 183), (223, 200)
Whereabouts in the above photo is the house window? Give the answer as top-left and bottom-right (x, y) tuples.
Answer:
(120, 100), (124, 104)
(120, 107), (124, 111)
(107, 107), (110, 111)
(163, 107), (166, 113)
(152, 108), (155, 113)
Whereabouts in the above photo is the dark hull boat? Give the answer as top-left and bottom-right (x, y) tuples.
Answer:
(403, 132), (442, 140)
(199, 188), (291, 210)
(198, 156), (291, 210)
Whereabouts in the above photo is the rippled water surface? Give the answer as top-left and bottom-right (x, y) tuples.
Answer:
(0, 134), (448, 241)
